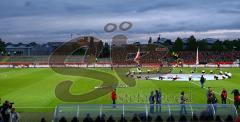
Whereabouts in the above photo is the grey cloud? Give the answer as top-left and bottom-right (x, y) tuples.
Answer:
(1, 0), (240, 42)
(24, 1), (32, 7)
(218, 9), (240, 14)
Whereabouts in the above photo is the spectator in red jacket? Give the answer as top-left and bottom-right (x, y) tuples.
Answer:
(111, 89), (117, 108)
(221, 88), (227, 104)
(236, 116), (240, 122)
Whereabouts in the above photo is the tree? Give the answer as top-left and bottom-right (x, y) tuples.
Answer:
(232, 39), (240, 51)
(146, 44), (157, 51)
(101, 42), (110, 58)
(163, 39), (172, 46)
(88, 37), (95, 55)
(157, 34), (161, 42)
(211, 40), (224, 51)
(147, 37), (156, 51)
(197, 39), (208, 51)
(186, 35), (197, 50)
(28, 42), (38, 47)
(0, 38), (6, 54)
(72, 48), (86, 55)
(17, 42), (23, 45)
(172, 37), (183, 51)
(96, 40), (104, 55)
(148, 37), (152, 44)
(223, 40), (234, 51)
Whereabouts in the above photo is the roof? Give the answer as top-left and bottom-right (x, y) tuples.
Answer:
(47, 42), (64, 47)
(6, 44), (33, 49)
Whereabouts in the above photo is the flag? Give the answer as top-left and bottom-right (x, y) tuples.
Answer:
(134, 48), (141, 64)
(196, 47), (199, 65)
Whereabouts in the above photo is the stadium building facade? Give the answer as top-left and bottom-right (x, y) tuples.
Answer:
(5, 42), (64, 56)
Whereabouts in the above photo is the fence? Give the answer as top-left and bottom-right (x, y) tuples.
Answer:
(54, 104), (238, 122)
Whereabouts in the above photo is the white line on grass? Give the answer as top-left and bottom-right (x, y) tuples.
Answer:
(15, 107), (55, 108)
(190, 81), (234, 101)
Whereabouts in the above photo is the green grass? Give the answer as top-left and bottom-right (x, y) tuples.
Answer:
(0, 67), (239, 112)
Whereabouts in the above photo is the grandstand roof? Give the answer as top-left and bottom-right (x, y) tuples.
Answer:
(6, 44), (33, 49)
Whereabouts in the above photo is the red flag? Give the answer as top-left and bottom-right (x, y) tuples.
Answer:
(134, 49), (140, 63)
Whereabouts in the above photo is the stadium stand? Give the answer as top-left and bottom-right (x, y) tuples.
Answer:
(0, 50), (239, 66)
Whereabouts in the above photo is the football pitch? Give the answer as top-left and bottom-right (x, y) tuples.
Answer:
(0, 67), (239, 112)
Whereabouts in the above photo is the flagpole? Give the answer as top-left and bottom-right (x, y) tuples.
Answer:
(134, 47), (141, 71)
(110, 41), (113, 69)
(137, 48), (140, 70)
(195, 47), (199, 69)
(110, 41), (112, 62)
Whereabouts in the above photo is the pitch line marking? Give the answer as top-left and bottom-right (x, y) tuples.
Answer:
(15, 107), (55, 108)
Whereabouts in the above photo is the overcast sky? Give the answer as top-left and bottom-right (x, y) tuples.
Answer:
(1, 0), (240, 43)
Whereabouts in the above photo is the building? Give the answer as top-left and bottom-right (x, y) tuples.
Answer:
(112, 34), (128, 46)
(5, 42), (64, 56)
(6, 43), (34, 56)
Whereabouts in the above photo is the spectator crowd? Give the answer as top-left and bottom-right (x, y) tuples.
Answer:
(0, 100), (19, 122)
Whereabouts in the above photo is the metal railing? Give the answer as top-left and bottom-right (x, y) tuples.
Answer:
(54, 104), (238, 122)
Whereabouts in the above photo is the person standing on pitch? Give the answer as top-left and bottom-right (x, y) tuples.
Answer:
(221, 88), (227, 104)
(155, 90), (162, 112)
(207, 87), (213, 104)
(200, 75), (205, 88)
(149, 91), (155, 113)
(180, 91), (187, 115)
(111, 89), (117, 108)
